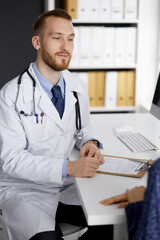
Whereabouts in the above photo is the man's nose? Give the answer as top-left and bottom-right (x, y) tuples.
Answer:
(60, 39), (69, 51)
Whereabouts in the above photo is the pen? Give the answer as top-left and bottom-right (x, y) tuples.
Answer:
(35, 114), (39, 124)
(40, 112), (44, 124)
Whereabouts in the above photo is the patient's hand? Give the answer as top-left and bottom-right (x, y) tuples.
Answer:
(99, 186), (146, 208)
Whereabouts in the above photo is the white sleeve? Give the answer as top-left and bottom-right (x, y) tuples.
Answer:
(0, 85), (64, 185)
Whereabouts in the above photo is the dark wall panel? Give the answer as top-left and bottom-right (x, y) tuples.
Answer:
(0, 0), (44, 88)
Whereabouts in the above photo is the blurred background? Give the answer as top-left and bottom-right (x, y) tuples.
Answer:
(0, 0), (160, 113)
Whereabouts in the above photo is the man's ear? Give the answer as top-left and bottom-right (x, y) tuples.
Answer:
(32, 36), (40, 50)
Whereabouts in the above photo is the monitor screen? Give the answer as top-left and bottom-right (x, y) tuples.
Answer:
(150, 73), (160, 120)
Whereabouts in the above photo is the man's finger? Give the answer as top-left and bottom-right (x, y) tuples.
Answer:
(80, 148), (88, 157)
(87, 148), (96, 157)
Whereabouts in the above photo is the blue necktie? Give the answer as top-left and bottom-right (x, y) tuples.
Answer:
(51, 85), (64, 118)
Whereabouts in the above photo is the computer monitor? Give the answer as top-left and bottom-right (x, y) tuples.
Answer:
(150, 72), (160, 120)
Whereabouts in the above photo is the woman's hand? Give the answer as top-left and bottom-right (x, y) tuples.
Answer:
(100, 186), (146, 208)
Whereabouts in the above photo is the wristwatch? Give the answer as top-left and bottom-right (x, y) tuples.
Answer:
(93, 140), (99, 148)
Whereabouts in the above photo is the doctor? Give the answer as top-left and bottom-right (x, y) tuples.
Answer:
(0, 9), (112, 240)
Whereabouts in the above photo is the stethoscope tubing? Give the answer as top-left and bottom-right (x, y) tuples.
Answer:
(73, 91), (81, 132)
(16, 69), (36, 116)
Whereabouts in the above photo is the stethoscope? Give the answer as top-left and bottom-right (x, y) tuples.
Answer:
(15, 68), (83, 140)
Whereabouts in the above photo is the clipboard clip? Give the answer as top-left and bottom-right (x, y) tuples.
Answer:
(136, 160), (152, 171)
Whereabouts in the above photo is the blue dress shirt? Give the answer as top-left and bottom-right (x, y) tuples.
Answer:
(33, 62), (68, 177)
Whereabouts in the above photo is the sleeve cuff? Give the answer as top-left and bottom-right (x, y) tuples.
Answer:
(62, 160), (69, 177)
(82, 138), (103, 149)
(125, 201), (144, 239)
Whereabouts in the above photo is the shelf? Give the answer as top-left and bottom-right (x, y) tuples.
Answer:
(89, 106), (136, 113)
(69, 65), (137, 71)
(72, 19), (139, 24)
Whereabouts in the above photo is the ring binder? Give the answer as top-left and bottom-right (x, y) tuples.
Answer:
(137, 160), (153, 171)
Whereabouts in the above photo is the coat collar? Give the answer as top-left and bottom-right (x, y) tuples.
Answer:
(22, 63), (84, 103)
(20, 63), (84, 131)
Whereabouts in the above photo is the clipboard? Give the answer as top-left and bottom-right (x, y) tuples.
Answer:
(97, 155), (154, 178)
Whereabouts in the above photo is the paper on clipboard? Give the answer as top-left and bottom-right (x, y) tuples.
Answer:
(97, 155), (154, 178)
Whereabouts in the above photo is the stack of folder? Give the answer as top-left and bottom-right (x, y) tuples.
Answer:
(117, 71), (135, 106)
(88, 72), (105, 107)
(70, 26), (137, 68)
(74, 71), (135, 108)
(63, 0), (138, 20)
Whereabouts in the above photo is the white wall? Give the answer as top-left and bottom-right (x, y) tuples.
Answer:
(136, 0), (160, 111)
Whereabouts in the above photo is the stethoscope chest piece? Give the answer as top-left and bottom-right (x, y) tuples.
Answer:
(74, 129), (83, 140)
(73, 91), (83, 140)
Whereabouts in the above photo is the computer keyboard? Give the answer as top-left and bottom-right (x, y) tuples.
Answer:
(117, 132), (158, 152)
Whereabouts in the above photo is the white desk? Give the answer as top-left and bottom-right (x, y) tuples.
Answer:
(74, 113), (160, 239)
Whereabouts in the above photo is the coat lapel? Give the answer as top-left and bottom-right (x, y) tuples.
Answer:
(60, 84), (76, 131)
(22, 65), (84, 132)
(60, 70), (84, 131)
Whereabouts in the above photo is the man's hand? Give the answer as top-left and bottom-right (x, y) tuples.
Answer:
(80, 140), (104, 161)
(99, 186), (146, 208)
(67, 141), (104, 178)
(67, 156), (102, 178)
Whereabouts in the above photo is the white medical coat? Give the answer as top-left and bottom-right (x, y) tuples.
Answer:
(0, 63), (96, 239)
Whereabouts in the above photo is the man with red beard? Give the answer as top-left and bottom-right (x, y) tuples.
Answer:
(0, 9), (113, 240)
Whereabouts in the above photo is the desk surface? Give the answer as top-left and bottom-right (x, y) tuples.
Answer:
(74, 113), (160, 226)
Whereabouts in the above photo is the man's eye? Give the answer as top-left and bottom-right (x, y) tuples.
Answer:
(69, 38), (74, 41)
(53, 37), (60, 40)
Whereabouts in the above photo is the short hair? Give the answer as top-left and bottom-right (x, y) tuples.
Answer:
(33, 9), (72, 35)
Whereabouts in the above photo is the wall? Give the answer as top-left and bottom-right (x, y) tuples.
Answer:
(137, 0), (160, 111)
(0, 0), (44, 89)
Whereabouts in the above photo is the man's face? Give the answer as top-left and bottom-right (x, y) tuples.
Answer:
(39, 16), (75, 71)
